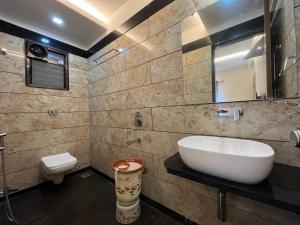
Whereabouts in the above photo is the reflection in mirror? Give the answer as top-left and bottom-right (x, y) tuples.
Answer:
(214, 34), (267, 102)
(271, 0), (300, 98)
(181, 0), (266, 104)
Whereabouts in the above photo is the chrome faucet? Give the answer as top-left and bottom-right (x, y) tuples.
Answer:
(217, 107), (243, 121)
(127, 138), (142, 145)
(217, 109), (228, 114)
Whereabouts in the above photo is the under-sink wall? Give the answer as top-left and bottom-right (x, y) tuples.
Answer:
(88, 0), (300, 225)
(0, 32), (90, 189)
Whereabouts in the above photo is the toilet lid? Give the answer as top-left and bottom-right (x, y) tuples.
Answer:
(41, 152), (77, 169)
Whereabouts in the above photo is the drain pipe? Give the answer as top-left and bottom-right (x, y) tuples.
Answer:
(217, 190), (227, 222)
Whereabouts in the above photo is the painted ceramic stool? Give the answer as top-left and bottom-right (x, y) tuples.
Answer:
(116, 199), (141, 224)
(112, 158), (144, 206)
(113, 158), (144, 224)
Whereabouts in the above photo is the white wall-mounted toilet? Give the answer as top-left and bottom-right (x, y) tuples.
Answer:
(41, 152), (77, 184)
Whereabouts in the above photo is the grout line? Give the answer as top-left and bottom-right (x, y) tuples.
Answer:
(0, 111), (89, 114)
(89, 125), (289, 143)
(2, 152), (90, 176)
(88, 76), (183, 98)
(0, 91), (88, 99)
(5, 138), (90, 154)
(88, 49), (182, 85)
(3, 125), (90, 135)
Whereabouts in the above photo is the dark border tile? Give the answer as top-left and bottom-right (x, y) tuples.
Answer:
(0, 19), (87, 58)
(0, 0), (175, 58)
(86, 0), (175, 57)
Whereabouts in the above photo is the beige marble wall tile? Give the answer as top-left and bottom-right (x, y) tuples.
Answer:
(90, 108), (152, 130)
(0, 167), (45, 190)
(153, 154), (187, 187)
(89, 91), (126, 111)
(152, 99), (300, 141)
(262, 140), (300, 167)
(185, 46), (211, 65)
(76, 152), (90, 170)
(90, 126), (127, 147)
(0, 112), (89, 133)
(191, 0), (218, 10)
(0, 54), (25, 74)
(68, 54), (87, 70)
(185, 191), (278, 225)
(90, 141), (136, 178)
(89, 63), (150, 96)
(184, 92), (213, 104)
(2, 140), (89, 174)
(227, 193), (300, 225)
(184, 191), (219, 225)
(127, 130), (185, 156)
(183, 59), (211, 80)
(88, 53), (125, 83)
(149, 0), (195, 37)
(115, 19), (149, 51)
(121, 62), (151, 89)
(0, 32), (24, 54)
(0, 93), (88, 113)
(151, 51), (183, 83)
(69, 67), (88, 84)
(126, 78), (184, 108)
(0, 72), (88, 98)
(88, 72), (124, 96)
(185, 76), (212, 94)
(88, 42), (117, 68)
(148, 23), (182, 60)
(90, 142), (123, 178)
(142, 175), (186, 215)
(184, 179), (217, 200)
(136, 151), (154, 176)
(125, 42), (151, 69)
(281, 64), (298, 97)
(5, 126), (89, 153)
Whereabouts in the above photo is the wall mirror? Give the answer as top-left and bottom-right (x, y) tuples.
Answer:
(181, 0), (299, 104)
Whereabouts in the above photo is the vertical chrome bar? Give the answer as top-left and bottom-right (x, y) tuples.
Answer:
(217, 190), (227, 222)
(0, 133), (7, 151)
(0, 133), (19, 224)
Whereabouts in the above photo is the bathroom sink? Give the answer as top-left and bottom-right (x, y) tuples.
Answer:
(178, 136), (274, 184)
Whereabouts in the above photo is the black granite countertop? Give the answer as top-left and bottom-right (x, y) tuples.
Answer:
(164, 153), (300, 214)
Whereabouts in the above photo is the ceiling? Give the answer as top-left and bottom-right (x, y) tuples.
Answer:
(0, 0), (152, 50)
(181, 0), (264, 45)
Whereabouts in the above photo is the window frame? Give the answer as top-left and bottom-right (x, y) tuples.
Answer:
(25, 45), (69, 91)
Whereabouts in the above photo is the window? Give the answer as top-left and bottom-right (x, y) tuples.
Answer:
(25, 41), (69, 90)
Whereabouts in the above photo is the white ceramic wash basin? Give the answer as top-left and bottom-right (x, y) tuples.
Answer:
(178, 136), (274, 184)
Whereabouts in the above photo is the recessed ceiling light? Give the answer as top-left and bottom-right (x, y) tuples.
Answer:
(41, 38), (50, 44)
(68, 0), (109, 24)
(52, 17), (63, 25)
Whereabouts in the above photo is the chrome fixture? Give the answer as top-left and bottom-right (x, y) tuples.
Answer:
(93, 49), (121, 65)
(135, 112), (143, 127)
(48, 108), (58, 117)
(217, 109), (228, 114)
(290, 128), (300, 147)
(0, 47), (7, 55)
(279, 53), (300, 76)
(218, 190), (227, 222)
(217, 107), (243, 121)
(0, 133), (19, 224)
(127, 138), (142, 145)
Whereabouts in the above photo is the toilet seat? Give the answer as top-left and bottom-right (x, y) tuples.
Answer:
(41, 152), (77, 175)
